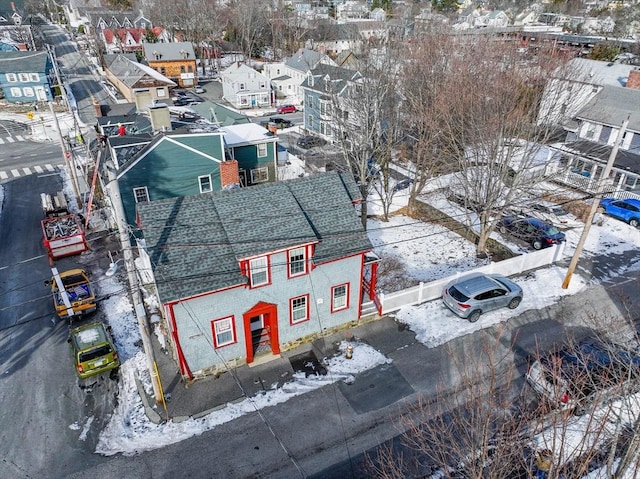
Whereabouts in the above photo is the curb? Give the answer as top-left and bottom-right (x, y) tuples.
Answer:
(134, 376), (163, 424)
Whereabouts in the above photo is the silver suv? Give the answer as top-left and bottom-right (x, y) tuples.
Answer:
(442, 273), (523, 322)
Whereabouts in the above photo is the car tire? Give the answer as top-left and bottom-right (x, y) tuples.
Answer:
(468, 310), (481, 323)
(532, 240), (543, 250)
(630, 218), (639, 227)
(508, 297), (522, 309)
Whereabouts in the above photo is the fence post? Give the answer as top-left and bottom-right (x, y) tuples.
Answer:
(418, 282), (424, 304)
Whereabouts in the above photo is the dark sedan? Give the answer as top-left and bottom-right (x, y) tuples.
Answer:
(497, 216), (565, 250)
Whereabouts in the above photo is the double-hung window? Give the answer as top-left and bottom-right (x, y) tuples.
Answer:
(133, 186), (149, 203)
(257, 143), (267, 158)
(251, 167), (268, 183)
(288, 247), (306, 277)
(212, 316), (235, 347)
(249, 256), (269, 287)
(198, 174), (212, 193)
(6, 73), (17, 82)
(331, 283), (349, 312)
(290, 295), (309, 324)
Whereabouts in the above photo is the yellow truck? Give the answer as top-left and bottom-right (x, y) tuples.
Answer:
(46, 269), (97, 319)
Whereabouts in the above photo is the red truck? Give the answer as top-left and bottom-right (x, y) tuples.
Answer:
(41, 192), (88, 260)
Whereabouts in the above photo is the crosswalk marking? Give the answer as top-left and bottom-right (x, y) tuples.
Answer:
(6, 137), (15, 143)
(0, 138), (4, 144)
(15, 135), (24, 141)
(0, 164), (63, 182)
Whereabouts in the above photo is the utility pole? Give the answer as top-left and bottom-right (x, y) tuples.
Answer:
(562, 116), (629, 289)
(104, 160), (164, 405)
(46, 43), (83, 210)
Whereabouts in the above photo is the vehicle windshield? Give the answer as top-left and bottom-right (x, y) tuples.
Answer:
(543, 225), (561, 235)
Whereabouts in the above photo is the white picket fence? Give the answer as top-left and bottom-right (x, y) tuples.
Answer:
(362, 242), (566, 317)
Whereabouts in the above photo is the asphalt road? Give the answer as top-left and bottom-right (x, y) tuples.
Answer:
(0, 173), (118, 479)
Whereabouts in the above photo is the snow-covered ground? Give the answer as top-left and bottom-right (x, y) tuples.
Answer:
(3, 112), (640, 470)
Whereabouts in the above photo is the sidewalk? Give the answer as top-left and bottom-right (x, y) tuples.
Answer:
(143, 316), (399, 422)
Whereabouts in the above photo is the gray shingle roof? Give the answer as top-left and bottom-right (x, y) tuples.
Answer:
(138, 171), (371, 303)
(576, 85), (640, 133)
(107, 54), (176, 88)
(0, 50), (49, 73)
(142, 41), (195, 62)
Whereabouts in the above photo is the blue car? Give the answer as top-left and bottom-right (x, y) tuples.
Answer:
(600, 198), (640, 227)
(497, 216), (565, 250)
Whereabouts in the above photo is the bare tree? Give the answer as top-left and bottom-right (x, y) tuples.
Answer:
(225, 0), (270, 60)
(414, 35), (569, 254)
(328, 44), (404, 227)
(368, 333), (539, 479)
(368, 324), (640, 479)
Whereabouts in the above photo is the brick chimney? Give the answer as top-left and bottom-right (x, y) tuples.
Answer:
(220, 160), (240, 189)
(627, 68), (640, 90)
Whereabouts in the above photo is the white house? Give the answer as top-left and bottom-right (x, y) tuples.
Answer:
(263, 49), (336, 104)
(538, 58), (638, 129)
(221, 62), (273, 109)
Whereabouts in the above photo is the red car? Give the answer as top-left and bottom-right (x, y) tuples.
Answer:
(276, 104), (296, 114)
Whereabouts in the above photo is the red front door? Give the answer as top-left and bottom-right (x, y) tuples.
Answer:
(243, 302), (280, 364)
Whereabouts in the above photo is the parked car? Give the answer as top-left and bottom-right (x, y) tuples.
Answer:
(600, 198), (640, 227)
(194, 86), (206, 94)
(276, 104), (297, 114)
(297, 135), (327, 149)
(497, 217), (565, 250)
(68, 321), (120, 380)
(442, 272), (523, 322)
(269, 117), (293, 128)
(526, 341), (640, 414)
(527, 201), (578, 228)
(393, 178), (414, 192)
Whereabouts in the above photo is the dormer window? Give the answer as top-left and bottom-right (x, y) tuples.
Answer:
(180, 49), (189, 59)
(153, 50), (161, 60)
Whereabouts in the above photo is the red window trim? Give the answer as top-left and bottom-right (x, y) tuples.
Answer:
(248, 255), (271, 289)
(289, 294), (310, 325)
(287, 245), (308, 279)
(330, 283), (350, 313)
(211, 315), (237, 348)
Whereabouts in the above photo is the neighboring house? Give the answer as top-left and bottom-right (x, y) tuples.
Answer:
(104, 54), (176, 102)
(0, 25), (33, 50)
(142, 41), (197, 88)
(514, 9), (539, 26)
(99, 106), (279, 228)
(219, 123), (279, 187)
(107, 128), (227, 229)
(263, 48), (335, 104)
(301, 63), (361, 141)
(336, 0), (369, 20)
(538, 58), (637, 129)
(137, 171), (376, 378)
(100, 28), (121, 54)
(220, 62), (272, 109)
(101, 27), (170, 54)
(370, 7), (386, 22)
(0, 0), (23, 26)
(305, 23), (364, 56)
(546, 84), (640, 201)
(0, 50), (52, 102)
(190, 102), (253, 127)
(480, 10), (510, 28)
